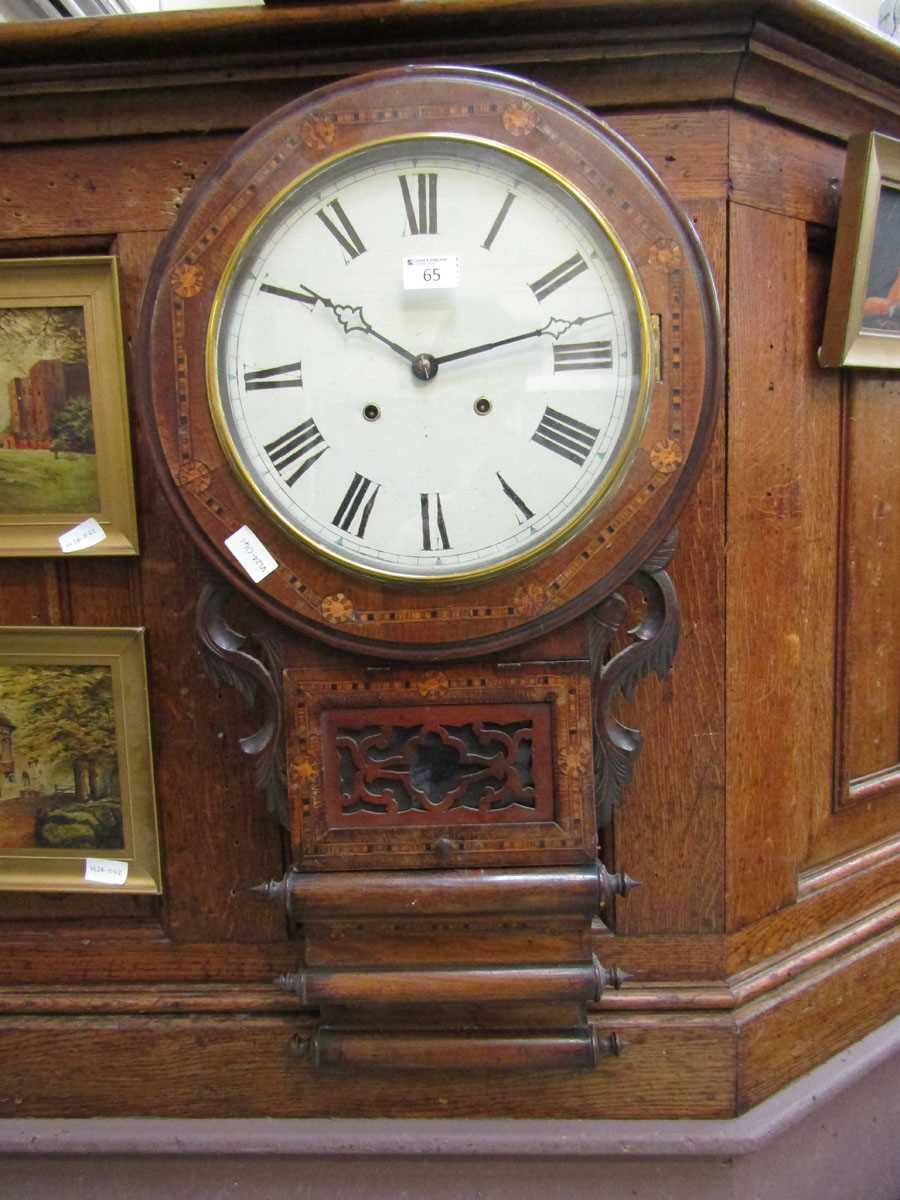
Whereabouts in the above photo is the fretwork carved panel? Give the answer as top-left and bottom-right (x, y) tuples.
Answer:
(324, 704), (553, 828)
(285, 663), (596, 871)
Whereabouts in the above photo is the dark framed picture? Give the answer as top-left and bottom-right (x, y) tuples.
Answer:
(0, 257), (139, 555)
(0, 627), (161, 893)
(820, 131), (900, 368)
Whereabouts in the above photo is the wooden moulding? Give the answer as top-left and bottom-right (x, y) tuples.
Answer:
(305, 1026), (622, 1072)
(259, 863), (631, 920)
(0, 3), (897, 142)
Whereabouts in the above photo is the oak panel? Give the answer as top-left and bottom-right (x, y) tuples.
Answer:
(0, 560), (65, 625)
(0, 136), (231, 241)
(838, 375), (900, 791)
(726, 205), (841, 930)
(727, 837), (900, 976)
(609, 109), (730, 203)
(0, 931), (296, 985)
(737, 919), (900, 1111)
(805, 370), (900, 868)
(729, 109), (843, 226)
(612, 194), (726, 936)
(0, 1012), (735, 1119)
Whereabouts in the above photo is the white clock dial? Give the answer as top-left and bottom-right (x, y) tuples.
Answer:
(209, 135), (650, 582)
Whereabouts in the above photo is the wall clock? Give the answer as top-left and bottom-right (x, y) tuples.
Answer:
(140, 65), (720, 1071)
(140, 64), (720, 661)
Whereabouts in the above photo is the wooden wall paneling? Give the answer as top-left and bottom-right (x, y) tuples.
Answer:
(609, 110), (731, 205)
(804, 370), (900, 867)
(611, 191), (726, 938)
(736, 913), (900, 1112)
(729, 110), (843, 227)
(0, 1012), (735, 1119)
(63, 561), (139, 627)
(595, 929), (727, 982)
(837, 376), (900, 789)
(726, 201), (841, 931)
(0, 891), (156, 925)
(726, 833), (900, 975)
(0, 136), (233, 241)
(0, 928), (297, 987)
(0, 561), (66, 625)
(0, 982), (295, 1015)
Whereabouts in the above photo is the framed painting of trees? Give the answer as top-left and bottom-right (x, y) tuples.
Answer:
(0, 627), (160, 893)
(0, 257), (139, 555)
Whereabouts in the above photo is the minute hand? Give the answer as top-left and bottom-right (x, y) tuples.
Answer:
(434, 313), (610, 367)
(299, 283), (416, 364)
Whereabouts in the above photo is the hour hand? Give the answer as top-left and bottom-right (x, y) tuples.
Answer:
(298, 284), (415, 364)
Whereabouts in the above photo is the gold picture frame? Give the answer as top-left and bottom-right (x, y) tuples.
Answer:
(0, 256), (139, 555)
(820, 131), (900, 368)
(0, 626), (161, 894)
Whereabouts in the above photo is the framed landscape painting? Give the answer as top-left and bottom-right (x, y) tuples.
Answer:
(0, 627), (161, 893)
(820, 131), (900, 369)
(0, 257), (139, 555)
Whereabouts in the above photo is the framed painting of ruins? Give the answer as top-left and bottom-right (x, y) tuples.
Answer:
(820, 131), (900, 369)
(0, 257), (139, 555)
(0, 626), (161, 893)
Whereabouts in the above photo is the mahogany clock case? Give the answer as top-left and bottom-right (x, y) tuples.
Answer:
(139, 65), (721, 660)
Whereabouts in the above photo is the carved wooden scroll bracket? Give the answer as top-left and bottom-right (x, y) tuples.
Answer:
(591, 528), (681, 828)
(195, 581), (287, 826)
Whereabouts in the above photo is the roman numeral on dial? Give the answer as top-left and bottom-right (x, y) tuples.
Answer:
(244, 362), (303, 391)
(532, 406), (600, 467)
(496, 472), (534, 523)
(529, 253), (588, 302)
(420, 492), (450, 551)
(333, 473), (380, 539)
(482, 192), (515, 250)
(317, 199), (366, 260)
(552, 340), (613, 372)
(263, 418), (327, 486)
(399, 173), (438, 236)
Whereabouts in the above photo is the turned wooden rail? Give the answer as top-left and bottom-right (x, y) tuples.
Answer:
(254, 864), (637, 920)
(302, 1026), (624, 1071)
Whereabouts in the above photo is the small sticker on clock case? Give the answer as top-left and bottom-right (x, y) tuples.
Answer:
(225, 525), (278, 582)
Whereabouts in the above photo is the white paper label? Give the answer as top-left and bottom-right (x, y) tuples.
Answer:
(58, 517), (107, 554)
(403, 254), (460, 291)
(225, 525), (278, 583)
(84, 857), (129, 886)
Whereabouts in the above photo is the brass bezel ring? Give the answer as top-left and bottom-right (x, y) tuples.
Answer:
(206, 132), (653, 586)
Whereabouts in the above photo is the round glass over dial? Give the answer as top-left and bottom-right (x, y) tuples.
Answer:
(208, 135), (651, 583)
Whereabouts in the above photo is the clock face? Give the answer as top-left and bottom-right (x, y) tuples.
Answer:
(208, 135), (650, 583)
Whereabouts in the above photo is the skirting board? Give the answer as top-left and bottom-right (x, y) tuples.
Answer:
(1, 1014), (899, 1200)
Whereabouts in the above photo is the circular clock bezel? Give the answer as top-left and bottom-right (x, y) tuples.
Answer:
(139, 64), (721, 660)
(205, 130), (654, 587)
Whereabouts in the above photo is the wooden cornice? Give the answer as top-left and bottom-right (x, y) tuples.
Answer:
(0, 0), (897, 144)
